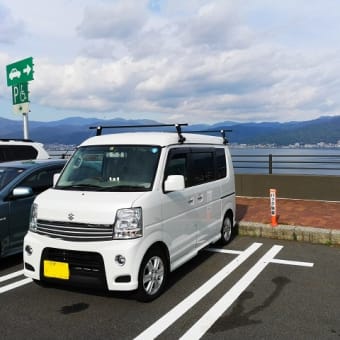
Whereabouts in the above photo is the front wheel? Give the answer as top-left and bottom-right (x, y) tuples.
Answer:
(220, 214), (233, 245)
(136, 248), (167, 302)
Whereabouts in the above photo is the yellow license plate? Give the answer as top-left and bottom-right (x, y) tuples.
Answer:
(44, 260), (70, 280)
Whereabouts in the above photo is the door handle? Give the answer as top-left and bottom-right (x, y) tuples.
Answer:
(197, 194), (204, 202)
(188, 198), (194, 204)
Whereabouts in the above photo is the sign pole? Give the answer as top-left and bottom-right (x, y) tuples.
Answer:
(23, 112), (29, 140)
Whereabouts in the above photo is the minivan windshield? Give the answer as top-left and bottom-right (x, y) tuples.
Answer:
(56, 145), (161, 192)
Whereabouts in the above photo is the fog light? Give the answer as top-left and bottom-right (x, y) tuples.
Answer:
(115, 255), (126, 266)
(25, 245), (33, 255)
(25, 263), (35, 272)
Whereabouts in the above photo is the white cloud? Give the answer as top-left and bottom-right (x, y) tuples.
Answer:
(77, 1), (149, 40)
(0, 5), (25, 44)
(1, 0), (340, 124)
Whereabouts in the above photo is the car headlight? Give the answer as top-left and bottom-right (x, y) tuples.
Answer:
(29, 203), (38, 232)
(114, 207), (142, 239)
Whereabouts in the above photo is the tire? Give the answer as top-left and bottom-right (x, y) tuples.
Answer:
(220, 214), (233, 245)
(136, 248), (167, 302)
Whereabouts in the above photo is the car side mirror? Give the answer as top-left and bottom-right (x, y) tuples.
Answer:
(164, 175), (185, 192)
(12, 187), (34, 198)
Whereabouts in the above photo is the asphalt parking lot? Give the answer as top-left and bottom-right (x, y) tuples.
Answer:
(1, 236), (339, 339)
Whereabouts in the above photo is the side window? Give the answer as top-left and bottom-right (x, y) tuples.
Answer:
(20, 167), (61, 194)
(164, 151), (188, 187)
(0, 145), (38, 162)
(0, 148), (5, 162)
(164, 147), (226, 188)
(190, 151), (214, 186)
(215, 148), (227, 179)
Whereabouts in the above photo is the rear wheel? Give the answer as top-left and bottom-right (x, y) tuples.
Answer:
(220, 214), (233, 245)
(136, 248), (167, 302)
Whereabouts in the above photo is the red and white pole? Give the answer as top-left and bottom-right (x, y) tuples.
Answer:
(270, 188), (278, 227)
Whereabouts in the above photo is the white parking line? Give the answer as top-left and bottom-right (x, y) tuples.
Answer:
(270, 259), (314, 267)
(180, 245), (284, 339)
(0, 269), (33, 294)
(0, 269), (24, 283)
(0, 278), (32, 294)
(206, 248), (243, 255)
(134, 242), (262, 340)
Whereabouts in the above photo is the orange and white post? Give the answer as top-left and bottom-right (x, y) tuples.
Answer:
(270, 188), (278, 226)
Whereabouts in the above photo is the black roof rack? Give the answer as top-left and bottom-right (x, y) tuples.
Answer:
(0, 138), (34, 142)
(88, 124), (231, 144)
(186, 130), (232, 145)
(89, 123), (188, 143)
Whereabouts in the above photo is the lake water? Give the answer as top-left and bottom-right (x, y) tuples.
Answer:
(230, 147), (340, 175)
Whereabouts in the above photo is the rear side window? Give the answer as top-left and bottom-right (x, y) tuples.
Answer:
(190, 151), (214, 186)
(215, 148), (227, 179)
(0, 146), (38, 162)
(164, 147), (227, 189)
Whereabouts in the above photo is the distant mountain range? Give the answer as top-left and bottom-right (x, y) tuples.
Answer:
(0, 115), (339, 146)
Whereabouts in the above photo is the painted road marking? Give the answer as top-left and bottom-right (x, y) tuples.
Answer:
(180, 245), (314, 339)
(134, 242), (263, 340)
(0, 269), (32, 294)
(270, 258), (314, 267)
(0, 269), (24, 283)
(180, 245), (283, 339)
(0, 278), (32, 294)
(206, 248), (243, 255)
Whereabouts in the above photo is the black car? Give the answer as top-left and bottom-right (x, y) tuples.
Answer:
(0, 159), (66, 258)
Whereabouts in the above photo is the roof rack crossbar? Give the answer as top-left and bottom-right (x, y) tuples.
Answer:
(0, 138), (34, 142)
(89, 123), (188, 143)
(186, 129), (232, 144)
(88, 124), (231, 144)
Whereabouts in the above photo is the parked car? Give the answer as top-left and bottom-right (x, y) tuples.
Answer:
(0, 139), (50, 162)
(0, 159), (66, 258)
(24, 125), (235, 301)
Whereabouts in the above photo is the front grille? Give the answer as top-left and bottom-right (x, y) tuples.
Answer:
(36, 219), (113, 241)
(41, 248), (107, 288)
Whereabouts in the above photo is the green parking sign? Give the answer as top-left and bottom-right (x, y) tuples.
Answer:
(6, 57), (34, 86)
(12, 82), (29, 105)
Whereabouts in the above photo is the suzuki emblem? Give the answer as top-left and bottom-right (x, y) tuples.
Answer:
(68, 213), (74, 221)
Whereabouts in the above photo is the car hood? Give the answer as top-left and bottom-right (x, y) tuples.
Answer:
(34, 188), (147, 224)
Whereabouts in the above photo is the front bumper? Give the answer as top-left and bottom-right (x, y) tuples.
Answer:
(23, 232), (144, 291)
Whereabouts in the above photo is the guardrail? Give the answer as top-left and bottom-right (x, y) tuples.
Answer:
(48, 150), (74, 159)
(49, 150), (340, 176)
(231, 154), (340, 175)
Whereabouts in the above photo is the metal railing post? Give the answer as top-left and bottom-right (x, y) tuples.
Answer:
(269, 154), (273, 174)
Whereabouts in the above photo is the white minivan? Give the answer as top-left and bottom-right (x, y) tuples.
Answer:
(24, 126), (235, 301)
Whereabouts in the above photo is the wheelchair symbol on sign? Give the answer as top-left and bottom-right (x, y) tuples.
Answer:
(20, 90), (27, 102)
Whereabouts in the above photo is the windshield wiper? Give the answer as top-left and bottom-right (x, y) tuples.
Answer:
(100, 185), (148, 192)
(56, 184), (149, 192)
(56, 184), (103, 191)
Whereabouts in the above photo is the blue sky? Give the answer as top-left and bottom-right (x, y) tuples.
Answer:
(1, 0), (340, 124)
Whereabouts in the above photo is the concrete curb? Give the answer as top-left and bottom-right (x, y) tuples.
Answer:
(237, 221), (340, 246)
